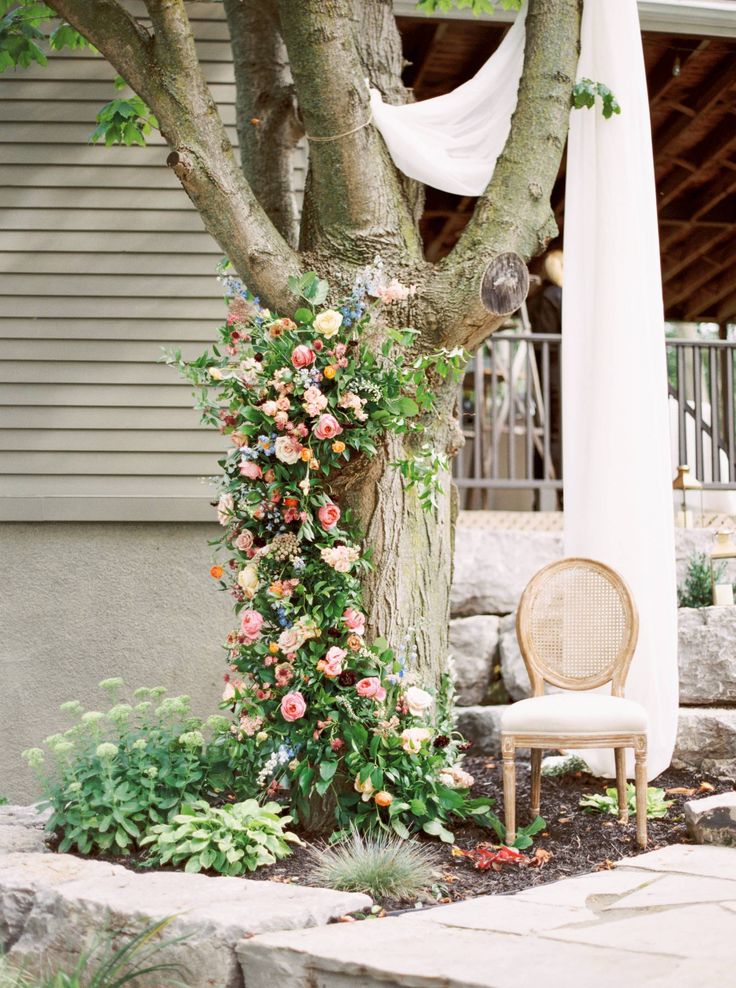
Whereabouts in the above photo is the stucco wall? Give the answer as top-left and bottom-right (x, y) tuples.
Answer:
(0, 523), (231, 802)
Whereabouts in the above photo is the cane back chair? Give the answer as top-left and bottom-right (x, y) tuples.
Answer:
(501, 557), (648, 848)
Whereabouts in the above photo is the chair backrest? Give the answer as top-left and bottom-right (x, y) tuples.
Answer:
(516, 557), (639, 696)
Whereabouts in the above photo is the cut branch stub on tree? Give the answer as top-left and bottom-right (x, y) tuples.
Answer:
(480, 252), (529, 316)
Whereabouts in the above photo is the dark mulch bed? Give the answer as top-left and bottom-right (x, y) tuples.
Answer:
(77, 758), (735, 911)
(245, 757), (735, 906)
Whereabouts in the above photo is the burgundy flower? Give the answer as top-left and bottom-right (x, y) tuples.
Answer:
(433, 735), (450, 749)
(338, 670), (357, 687)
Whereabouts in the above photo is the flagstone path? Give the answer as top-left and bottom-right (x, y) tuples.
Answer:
(240, 844), (736, 987)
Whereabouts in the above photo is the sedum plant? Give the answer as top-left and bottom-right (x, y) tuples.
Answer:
(22, 680), (235, 856)
(140, 799), (299, 875)
(579, 784), (672, 820)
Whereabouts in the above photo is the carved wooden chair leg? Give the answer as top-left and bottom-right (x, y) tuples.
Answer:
(614, 747), (628, 824)
(634, 740), (648, 848)
(502, 736), (516, 846)
(530, 748), (542, 819)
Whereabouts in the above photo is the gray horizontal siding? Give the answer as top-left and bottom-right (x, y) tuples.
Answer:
(0, 2), (307, 519)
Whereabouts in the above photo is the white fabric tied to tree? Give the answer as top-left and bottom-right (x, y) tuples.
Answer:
(371, 0), (678, 779)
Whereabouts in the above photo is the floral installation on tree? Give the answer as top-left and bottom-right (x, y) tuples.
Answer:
(173, 262), (502, 841)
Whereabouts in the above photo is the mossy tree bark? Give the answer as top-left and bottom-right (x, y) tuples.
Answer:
(46, 0), (581, 682)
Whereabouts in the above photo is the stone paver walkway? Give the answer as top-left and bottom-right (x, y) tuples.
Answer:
(240, 844), (736, 988)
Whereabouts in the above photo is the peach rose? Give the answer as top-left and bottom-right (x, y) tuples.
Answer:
(280, 691), (307, 722)
(313, 414), (343, 441)
(240, 609), (264, 643)
(318, 502), (341, 530)
(374, 791), (393, 807)
(235, 530), (254, 551)
(261, 400), (278, 417)
(277, 625), (306, 653)
(356, 677), (386, 701)
(354, 773), (375, 801)
(291, 345), (315, 369)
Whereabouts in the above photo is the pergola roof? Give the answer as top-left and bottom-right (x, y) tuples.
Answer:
(396, 15), (736, 323)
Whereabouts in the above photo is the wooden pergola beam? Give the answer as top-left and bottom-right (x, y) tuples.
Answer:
(661, 226), (732, 283)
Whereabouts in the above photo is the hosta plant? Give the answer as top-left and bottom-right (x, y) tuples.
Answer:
(141, 799), (300, 875)
(579, 784), (672, 819)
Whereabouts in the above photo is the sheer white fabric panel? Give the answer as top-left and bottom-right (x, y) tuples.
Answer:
(369, 6), (526, 196)
(563, 0), (678, 779)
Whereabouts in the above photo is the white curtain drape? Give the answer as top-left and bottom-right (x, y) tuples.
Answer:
(371, 0), (678, 779)
(368, 6), (526, 196)
(563, 0), (678, 779)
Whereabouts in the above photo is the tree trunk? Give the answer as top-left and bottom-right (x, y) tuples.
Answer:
(331, 377), (462, 683)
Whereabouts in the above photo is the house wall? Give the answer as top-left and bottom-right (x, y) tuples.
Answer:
(0, 522), (232, 802)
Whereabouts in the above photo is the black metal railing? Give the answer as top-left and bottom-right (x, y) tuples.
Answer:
(454, 333), (736, 509)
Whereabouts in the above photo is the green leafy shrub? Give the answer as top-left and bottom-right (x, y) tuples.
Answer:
(678, 551), (722, 608)
(579, 784), (672, 819)
(22, 680), (235, 856)
(141, 799), (299, 875)
(308, 828), (438, 901)
(0, 919), (186, 988)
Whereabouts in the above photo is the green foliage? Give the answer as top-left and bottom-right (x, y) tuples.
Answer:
(541, 754), (590, 777)
(90, 96), (158, 147)
(580, 784), (672, 820)
(415, 0), (522, 15)
(0, 2), (92, 73)
(141, 799), (300, 875)
(308, 827), (439, 901)
(572, 78), (621, 120)
(678, 551), (722, 608)
(0, 919), (187, 988)
(22, 681), (235, 856)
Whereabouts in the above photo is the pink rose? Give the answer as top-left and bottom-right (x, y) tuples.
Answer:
(261, 400), (278, 417)
(322, 646), (346, 679)
(356, 677), (386, 701)
(314, 414), (343, 441)
(240, 461), (262, 480)
(318, 502), (341, 530)
(342, 608), (365, 635)
(281, 691), (307, 722)
(240, 609), (264, 643)
(291, 345), (315, 369)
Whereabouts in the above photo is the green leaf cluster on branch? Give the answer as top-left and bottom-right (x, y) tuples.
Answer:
(416, 0), (522, 14)
(0, 0), (91, 70)
(572, 77), (622, 120)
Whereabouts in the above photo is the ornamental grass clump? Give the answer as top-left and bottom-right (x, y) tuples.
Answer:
(0, 919), (187, 988)
(308, 828), (439, 902)
(141, 799), (299, 875)
(172, 266), (507, 843)
(22, 680), (236, 856)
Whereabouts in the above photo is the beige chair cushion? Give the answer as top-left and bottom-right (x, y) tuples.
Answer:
(501, 693), (648, 734)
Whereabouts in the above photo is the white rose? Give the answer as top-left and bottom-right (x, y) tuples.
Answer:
(237, 564), (259, 599)
(275, 435), (301, 465)
(400, 727), (431, 755)
(405, 686), (433, 717)
(313, 309), (343, 339)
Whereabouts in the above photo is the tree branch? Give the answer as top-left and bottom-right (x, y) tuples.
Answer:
(276, 0), (422, 265)
(47, 0), (301, 310)
(427, 0), (581, 351)
(224, 0), (302, 247)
